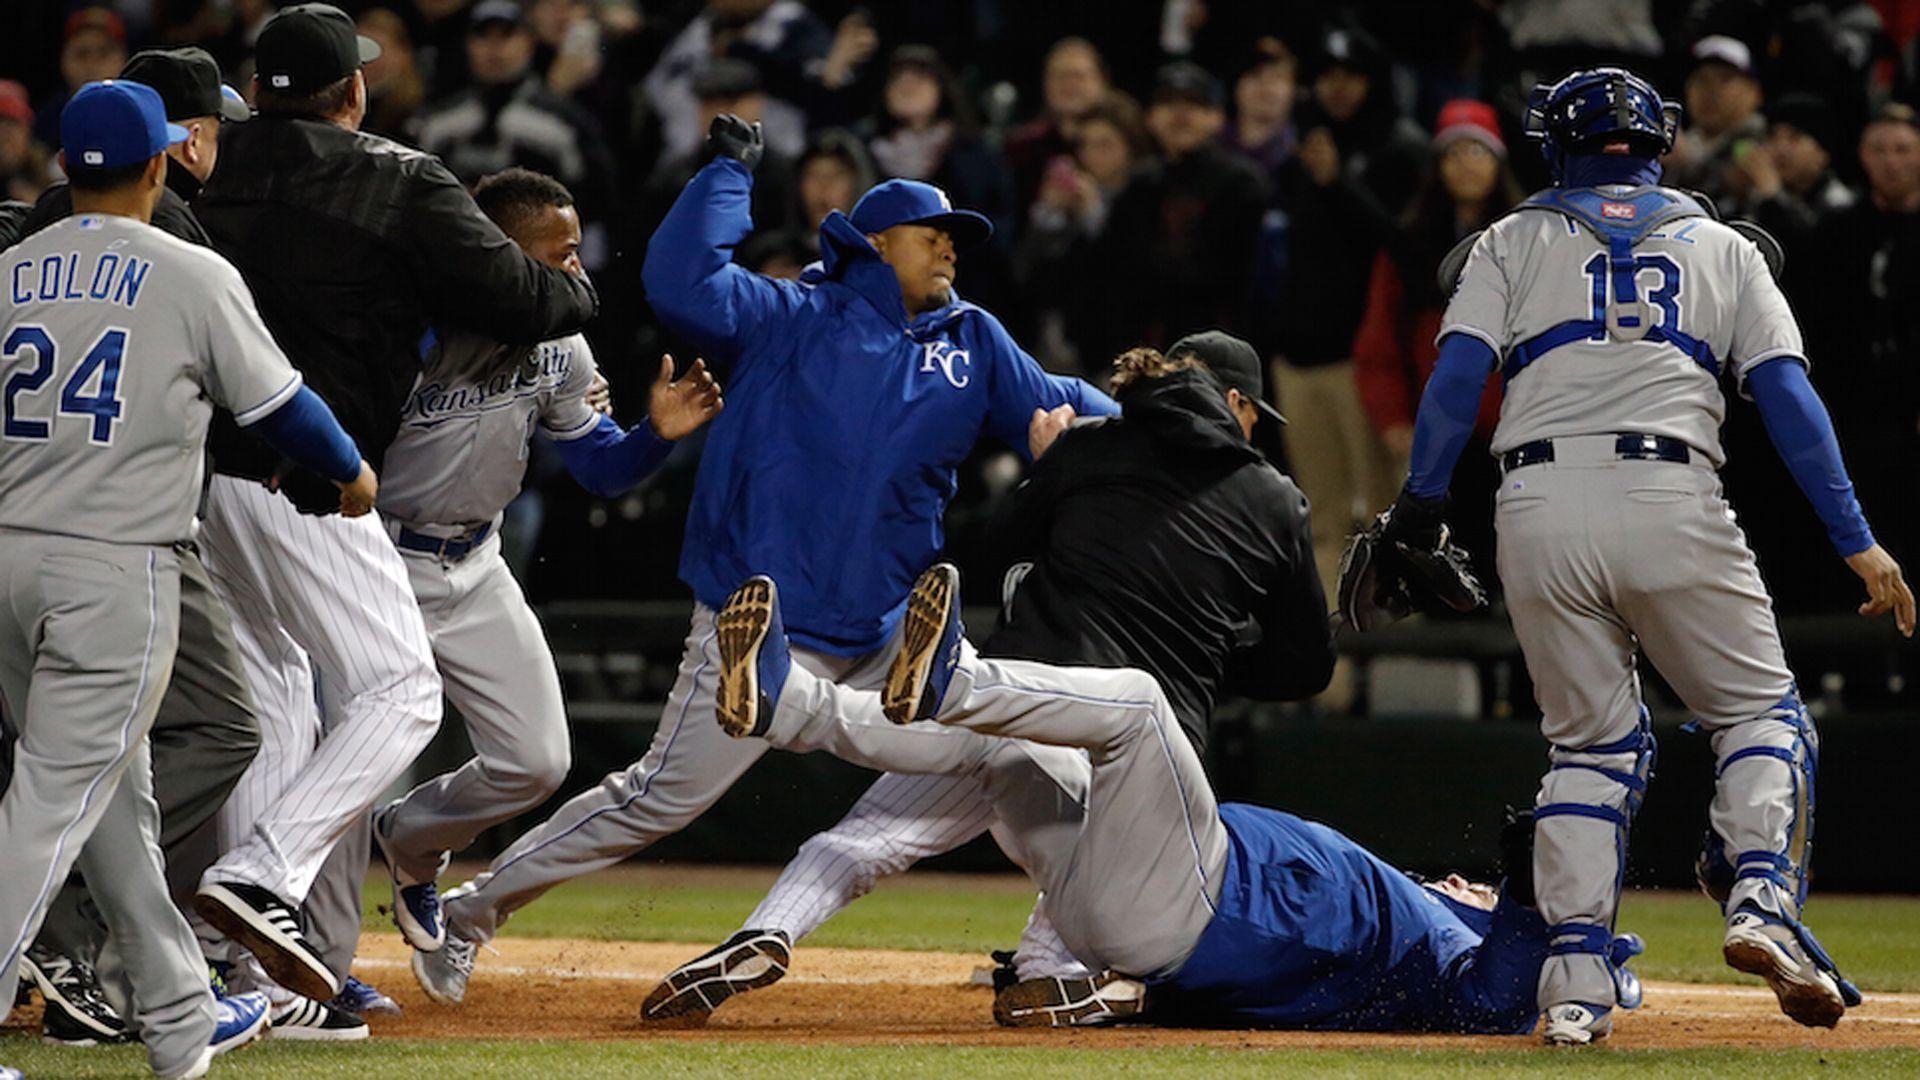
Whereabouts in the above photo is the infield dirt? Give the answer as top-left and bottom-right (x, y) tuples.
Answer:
(320, 934), (1920, 1051)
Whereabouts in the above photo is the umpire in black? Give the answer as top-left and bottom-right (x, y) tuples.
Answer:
(0, 46), (263, 1048)
(988, 330), (1334, 754)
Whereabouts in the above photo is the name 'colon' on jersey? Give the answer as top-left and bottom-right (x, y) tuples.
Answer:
(1440, 196), (1806, 468)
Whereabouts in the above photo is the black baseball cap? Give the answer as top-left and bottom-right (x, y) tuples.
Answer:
(1152, 61), (1223, 108)
(469, 0), (528, 31)
(1168, 329), (1287, 428)
(256, 3), (380, 96)
(122, 47), (250, 122)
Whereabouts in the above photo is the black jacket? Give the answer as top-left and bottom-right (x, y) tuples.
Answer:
(196, 115), (598, 511)
(18, 166), (211, 248)
(983, 368), (1334, 750)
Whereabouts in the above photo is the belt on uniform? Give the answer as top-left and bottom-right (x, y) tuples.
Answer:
(393, 521), (492, 561)
(1501, 433), (1692, 472)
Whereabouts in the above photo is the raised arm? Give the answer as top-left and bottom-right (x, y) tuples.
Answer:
(640, 119), (805, 371)
(981, 316), (1118, 460)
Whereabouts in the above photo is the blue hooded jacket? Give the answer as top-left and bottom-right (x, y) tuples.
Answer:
(643, 158), (1118, 654)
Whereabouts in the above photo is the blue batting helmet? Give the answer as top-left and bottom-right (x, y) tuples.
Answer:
(1525, 67), (1681, 183)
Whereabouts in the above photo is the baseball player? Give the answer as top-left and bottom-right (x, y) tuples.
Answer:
(701, 564), (1646, 1034)
(0, 80), (377, 1076)
(409, 115), (1117, 1005)
(1355, 68), (1914, 1042)
(365, 167), (722, 949)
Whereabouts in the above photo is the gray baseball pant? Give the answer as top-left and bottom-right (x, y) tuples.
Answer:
(761, 639), (1227, 980)
(0, 532), (216, 1077)
(1497, 448), (1809, 1012)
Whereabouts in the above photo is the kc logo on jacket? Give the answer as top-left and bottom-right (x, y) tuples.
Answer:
(921, 340), (971, 389)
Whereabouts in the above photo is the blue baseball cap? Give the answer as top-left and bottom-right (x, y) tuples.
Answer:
(848, 179), (993, 248)
(62, 80), (189, 171)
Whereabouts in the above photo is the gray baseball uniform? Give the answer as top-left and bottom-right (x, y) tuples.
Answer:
(0, 214), (301, 1075)
(1444, 193), (1815, 1012)
(373, 330), (598, 881)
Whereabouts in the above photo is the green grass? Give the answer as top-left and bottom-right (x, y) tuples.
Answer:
(11, 1041), (1920, 1079)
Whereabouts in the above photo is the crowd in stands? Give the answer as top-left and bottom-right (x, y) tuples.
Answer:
(3, 0), (1918, 640)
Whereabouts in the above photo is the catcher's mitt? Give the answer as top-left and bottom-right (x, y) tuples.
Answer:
(1337, 496), (1488, 632)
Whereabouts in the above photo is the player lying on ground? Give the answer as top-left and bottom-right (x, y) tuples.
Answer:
(639, 335), (1333, 1027)
(1340, 66), (1914, 1044)
(700, 565), (1644, 1034)
(1, 80), (380, 1077)
(347, 166), (721, 964)
(408, 114), (1117, 1006)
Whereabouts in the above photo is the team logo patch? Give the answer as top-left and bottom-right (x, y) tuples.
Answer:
(1602, 202), (1637, 220)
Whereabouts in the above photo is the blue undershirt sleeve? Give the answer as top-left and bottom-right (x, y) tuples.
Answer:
(1405, 333), (1497, 499)
(245, 385), (362, 484)
(554, 413), (675, 499)
(1746, 357), (1875, 557)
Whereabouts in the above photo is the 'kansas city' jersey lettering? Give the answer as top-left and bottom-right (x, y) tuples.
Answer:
(377, 330), (599, 530)
(1441, 186), (1804, 467)
(0, 214), (302, 544)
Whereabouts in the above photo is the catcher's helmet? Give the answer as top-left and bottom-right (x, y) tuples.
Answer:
(1525, 67), (1681, 183)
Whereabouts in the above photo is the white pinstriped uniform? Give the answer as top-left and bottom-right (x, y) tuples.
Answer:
(195, 474), (442, 909)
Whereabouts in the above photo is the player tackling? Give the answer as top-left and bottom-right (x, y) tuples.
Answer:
(1348, 67), (1913, 1043)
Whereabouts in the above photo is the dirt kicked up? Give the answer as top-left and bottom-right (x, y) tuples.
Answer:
(321, 935), (1920, 1051)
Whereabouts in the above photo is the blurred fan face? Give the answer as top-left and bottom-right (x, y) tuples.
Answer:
(1767, 124), (1828, 191)
(1075, 117), (1133, 188)
(800, 154), (859, 225)
(1147, 98), (1222, 158)
(62, 29), (126, 91)
(1861, 120), (1920, 202)
(1440, 140), (1499, 206)
(1236, 58), (1296, 125)
(468, 23), (535, 84)
(698, 92), (764, 135)
(358, 15), (415, 90)
(885, 68), (943, 128)
(1044, 43), (1106, 120)
(1314, 66), (1368, 123)
(0, 119), (27, 169)
(1684, 63), (1760, 137)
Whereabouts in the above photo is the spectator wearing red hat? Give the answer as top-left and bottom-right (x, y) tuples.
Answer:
(1352, 98), (1522, 579)
(32, 7), (129, 149)
(0, 80), (55, 203)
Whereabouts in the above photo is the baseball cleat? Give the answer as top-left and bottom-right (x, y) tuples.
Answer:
(330, 976), (402, 1017)
(640, 929), (791, 1028)
(993, 970), (1148, 1028)
(0, 1066), (19, 1080)
(1723, 905), (1858, 1028)
(1540, 1001), (1613, 1045)
(267, 995), (370, 1041)
(20, 944), (130, 1045)
(372, 806), (447, 953)
(714, 577), (790, 739)
(412, 933), (477, 1006)
(193, 882), (340, 1001)
(209, 990), (272, 1055)
(883, 562), (964, 725)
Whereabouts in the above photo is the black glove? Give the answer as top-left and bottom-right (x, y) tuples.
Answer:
(705, 113), (764, 171)
(1336, 492), (1487, 631)
(1379, 490), (1447, 550)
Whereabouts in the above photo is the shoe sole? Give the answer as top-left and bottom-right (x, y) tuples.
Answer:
(192, 885), (339, 1002)
(1725, 931), (1846, 1028)
(640, 936), (790, 1028)
(883, 565), (958, 726)
(210, 1006), (271, 1056)
(993, 976), (1146, 1028)
(410, 948), (467, 1006)
(21, 959), (123, 1040)
(372, 812), (446, 954)
(715, 579), (774, 739)
(267, 1022), (370, 1042)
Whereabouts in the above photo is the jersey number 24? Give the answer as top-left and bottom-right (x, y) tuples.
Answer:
(3, 324), (125, 445)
